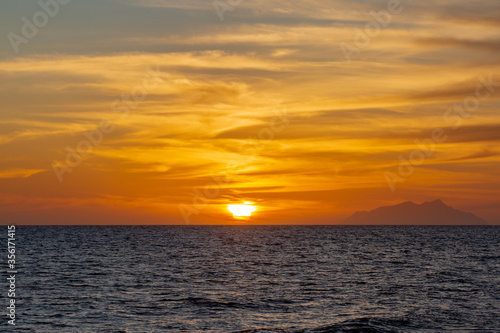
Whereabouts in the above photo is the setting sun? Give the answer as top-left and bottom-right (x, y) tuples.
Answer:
(227, 202), (257, 219)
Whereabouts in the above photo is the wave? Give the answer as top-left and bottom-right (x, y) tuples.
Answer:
(234, 317), (417, 333)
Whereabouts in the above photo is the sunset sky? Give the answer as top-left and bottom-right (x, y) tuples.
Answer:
(1, 0), (499, 224)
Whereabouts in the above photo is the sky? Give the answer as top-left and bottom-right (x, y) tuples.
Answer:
(1, 0), (499, 224)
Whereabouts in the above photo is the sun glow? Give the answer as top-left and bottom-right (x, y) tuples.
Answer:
(227, 202), (257, 219)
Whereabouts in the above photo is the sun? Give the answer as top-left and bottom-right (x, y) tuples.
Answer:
(227, 201), (257, 220)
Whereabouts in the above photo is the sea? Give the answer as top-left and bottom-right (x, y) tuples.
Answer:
(6, 225), (500, 332)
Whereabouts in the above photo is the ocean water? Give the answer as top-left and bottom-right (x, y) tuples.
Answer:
(7, 226), (500, 332)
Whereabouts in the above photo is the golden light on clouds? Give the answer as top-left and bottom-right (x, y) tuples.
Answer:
(0, 0), (499, 224)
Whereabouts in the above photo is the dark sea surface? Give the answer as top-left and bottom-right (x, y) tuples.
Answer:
(6, 226), (500, 332)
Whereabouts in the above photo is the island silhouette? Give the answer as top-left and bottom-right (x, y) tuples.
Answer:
(343, 199), (487, 225)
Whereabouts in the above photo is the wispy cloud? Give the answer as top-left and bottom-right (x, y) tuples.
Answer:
(0, 0), (499, 223)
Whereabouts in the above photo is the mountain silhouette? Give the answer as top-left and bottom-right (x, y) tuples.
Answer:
(343, 199), (487, 225)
